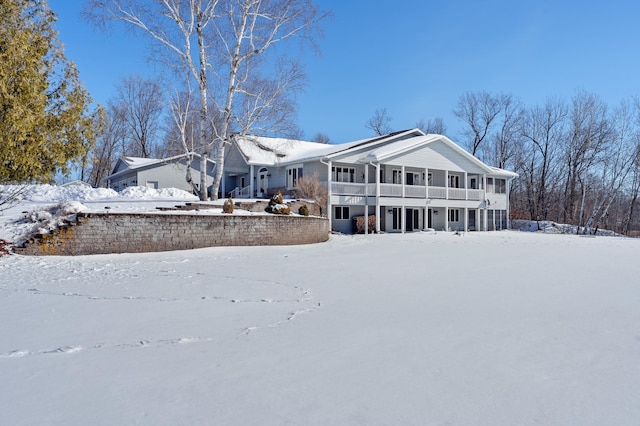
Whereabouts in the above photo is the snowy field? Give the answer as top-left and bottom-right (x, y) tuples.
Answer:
(1, 186), (640, 425)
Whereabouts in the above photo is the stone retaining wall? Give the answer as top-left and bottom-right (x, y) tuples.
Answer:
(16, 212), (329, 256)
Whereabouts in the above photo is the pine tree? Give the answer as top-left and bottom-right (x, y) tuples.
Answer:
(0, 0), (100, 183)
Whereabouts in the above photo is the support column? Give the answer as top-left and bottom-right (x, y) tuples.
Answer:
(376, 163), (381, 233)
(464, 207), (469, 232)
(401, 165), (406, 198)
(364, 164), (369, 235)
(446, 170), (449, 200)
(401, 205), (406, 234)
(250, 165), (254, 198)
(445, 207), (449, 232)
(423, 207), (427, 230)
(327, 160), (332, 231)
(425, 167), (429, 198)
(484, 208), (488, 231)
(464, 172), (468, 200)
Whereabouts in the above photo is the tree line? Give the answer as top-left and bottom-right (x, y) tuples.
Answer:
(452, 90), (640, 235)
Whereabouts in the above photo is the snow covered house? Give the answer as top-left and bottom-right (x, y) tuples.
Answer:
(224, 129), (518, 233)
(105, 153), (216, 194)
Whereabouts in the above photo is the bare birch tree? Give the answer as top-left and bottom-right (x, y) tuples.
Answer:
(85, 0), (326, 200)
(582, 100), (638, 233)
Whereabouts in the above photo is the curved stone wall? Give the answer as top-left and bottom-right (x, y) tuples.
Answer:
(17, 212), (329, 256)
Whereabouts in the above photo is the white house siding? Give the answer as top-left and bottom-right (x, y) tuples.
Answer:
(485, 190), (508, 210)
(383, 141), (487, 174)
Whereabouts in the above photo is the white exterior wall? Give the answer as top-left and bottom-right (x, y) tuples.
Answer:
(383, 140), (486, 174)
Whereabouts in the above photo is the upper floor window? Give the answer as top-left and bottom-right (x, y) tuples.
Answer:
(487, 177), (506, 193)
(392, 169), (402, 184)
(287, 165), (303, 189)
(332, 166), (355, 183)
(448, 175), (460, 188)
(406, 172), (422, 186)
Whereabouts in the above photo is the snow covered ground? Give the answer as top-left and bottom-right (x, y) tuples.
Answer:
(1, 186), (640, 425)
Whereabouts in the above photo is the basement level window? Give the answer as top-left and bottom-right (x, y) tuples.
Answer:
(334, 206), (350, 220)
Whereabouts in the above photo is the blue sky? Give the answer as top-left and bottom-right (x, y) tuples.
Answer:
(49, 0), (640, 144)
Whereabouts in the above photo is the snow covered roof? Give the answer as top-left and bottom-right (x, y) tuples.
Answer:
(233, 130), (518, 178)
(106, 152), (216, 181)
(233, 130), (422, 167)
(233, 135), (381, 166)
(121, 157), (158, 168)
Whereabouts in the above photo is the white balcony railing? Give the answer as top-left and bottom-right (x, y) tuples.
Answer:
(467, 189), (484, 201)
(330, 182), (486, 201)
(380, 183), (402, 197)
(448, 188), (467, 200)
(332, 182), (367, 196)
(405, 185), (427, 198)
(428, 186), (446, 199)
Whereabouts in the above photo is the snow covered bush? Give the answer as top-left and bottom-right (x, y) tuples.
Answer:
(223, 197), (234, 214)
(265, 192), (291, 215)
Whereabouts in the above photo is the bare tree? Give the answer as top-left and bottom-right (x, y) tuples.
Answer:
(453, 90), (501, 157)
(581, 101), (636, 233)
(312, 132), (331, 144)
(294, 173), (327, 214)
(85, 0), (326, 200)
(563, 90), (611, 225)
(365, 107), (393, 136)
(486, 94), (524, 169)
(416, 117), (447, 135)
(86, 101), (128, 187)
(517, 98), (567, 220)
(115, 75), (165, 158)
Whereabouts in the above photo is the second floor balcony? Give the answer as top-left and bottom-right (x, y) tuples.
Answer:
(330, 182), (486, 201)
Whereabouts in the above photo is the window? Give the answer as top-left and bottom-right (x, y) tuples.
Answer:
(391, 207), (402, 230)
(427, 173), (433, 186)
(334, 206), (350, 220)
(495, 178), (506, 194)
(448, 175), (460, 188)
(287, 165), (303, 188)
(332, 166), (355, 183)
(449, 209), (460, 222)
(487, 177), (494, 193)
(392, 169), (402, 184)
(406, 172), (421, 186)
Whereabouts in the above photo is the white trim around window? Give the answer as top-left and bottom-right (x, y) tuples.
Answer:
(286, 164), (303, 189)
(449, 208), (460, 222)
